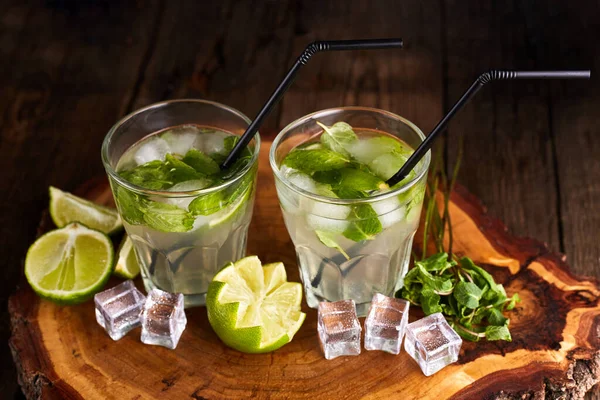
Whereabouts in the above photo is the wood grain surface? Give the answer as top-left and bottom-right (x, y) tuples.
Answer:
(2, 1), (599, 398)
(9, 142), (600, 399)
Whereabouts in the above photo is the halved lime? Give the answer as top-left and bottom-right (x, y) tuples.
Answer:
(206, 256), (306, 353)
(114, 235), (140, 279)
(25, 222), (114, 304)
(49, 186), (123, 235)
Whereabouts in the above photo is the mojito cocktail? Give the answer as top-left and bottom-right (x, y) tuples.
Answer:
(102, 100), (259, 307)
(270, 107), (429, 316)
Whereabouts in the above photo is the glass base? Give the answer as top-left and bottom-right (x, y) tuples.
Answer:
(141, 275), (206, 308)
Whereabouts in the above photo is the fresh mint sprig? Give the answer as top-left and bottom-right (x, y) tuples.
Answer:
(400, 144), (520, 342)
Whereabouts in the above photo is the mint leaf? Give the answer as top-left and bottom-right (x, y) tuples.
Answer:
(421, 287), (443, 315)
(485, 324), (512, 341)
(142, 201), (194, 232)
(189, 191), (227, 216)
(114, 186), (146, 225)
(338, 168), (385, 192)
(453, 281), (483, 309)
(417, 252), (455, 273)
(336, 186), (368, 200)
(486, 308), (508, 326)
(283, 148), (349, 174)
(367, 135), (411, 156)
(317, 121), (358, 157)
(182, 149), (220, 175)
(119, 160), (172, 190)
(315, 230), (349, 260)
(417, 264), (453, 293)
(164, 153), (204, 184)
(343, 204), (382, 242)
(506, 293), (521, 310)
(312, 170), (341, 185)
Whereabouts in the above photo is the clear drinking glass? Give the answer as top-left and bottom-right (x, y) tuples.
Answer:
(270, 107), (430, 316)
(102, 100), (260, 307)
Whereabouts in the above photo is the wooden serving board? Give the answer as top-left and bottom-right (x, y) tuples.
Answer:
(9, 142), (600, 399)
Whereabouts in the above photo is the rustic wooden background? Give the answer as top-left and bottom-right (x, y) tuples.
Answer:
(1, 0), (598, 398)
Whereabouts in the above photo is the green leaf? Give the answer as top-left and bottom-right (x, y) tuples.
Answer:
(487, 307), (508, 326)
(142, 201), (194, 232)
(453, 281), (483, 309)
(312, 170), (341, 185)
(315, 230), (349, 260)
(189, 191), (227, 216)
(338, 168), (385, 192)
(114, 186), (147, 225)
(164, 153), (205, 184)
(182, 149), (220, 175)
(343, 204), (382, 242)
(283, 148), (349, 174)
(485, 324), (512, 341)
(119, 160), (172, 190)
(417, 265), (453, 293)
(421, 287), (443, 315)
(417, 252), (455, 272)
(506, 293), (521, 310)
(317, 121), (358, 157)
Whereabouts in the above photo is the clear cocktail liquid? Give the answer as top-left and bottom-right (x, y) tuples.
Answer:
(275, 124), (425, 316)
(115, 125), (256, 307)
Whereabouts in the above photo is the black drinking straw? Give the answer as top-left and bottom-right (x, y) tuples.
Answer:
(386, 69), (591, 187)
(221, 38), (404, 169)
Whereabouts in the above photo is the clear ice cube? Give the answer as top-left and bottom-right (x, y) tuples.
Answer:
(134, 136), (170, 165)
(94, 280), (146, 341)
(141, 289), (187, 349)
(161, 126), (200, 156)
(317, 300), (361, 360)
(404, 312), (462, 376)
(364, 293), (409, 354)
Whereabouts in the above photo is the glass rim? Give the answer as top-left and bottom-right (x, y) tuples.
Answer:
(101, 99), (261, 198)
(269, 106), (431, 205)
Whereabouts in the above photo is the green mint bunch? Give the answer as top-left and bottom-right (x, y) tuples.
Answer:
(115, 136), (253, 233)
(401, 252), (520, 342)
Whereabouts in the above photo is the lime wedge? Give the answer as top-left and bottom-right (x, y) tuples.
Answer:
(49, 186), (123, 235)
(208, 186), (252, 228)
(114, 236), (140, 279)
(25, 222), (114, 304)
(206, 256), (306, 353)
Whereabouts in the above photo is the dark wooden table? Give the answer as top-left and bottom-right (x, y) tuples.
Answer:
(1, 1), (598, 398)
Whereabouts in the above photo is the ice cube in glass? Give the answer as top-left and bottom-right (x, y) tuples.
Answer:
(404, 313), (462, 376)
(141, 289), (187, 349)
(364, 293), (409, 354)
(94, 280), (146, 341)
(317, 300), (361, 360)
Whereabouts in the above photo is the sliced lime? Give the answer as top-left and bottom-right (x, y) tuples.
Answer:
(49, 186), (123, 235)
(208, 186), (252, 228)
(114, 235), (140, 279)
(206, 256), (306, 353)
(25, 222), (114, 304)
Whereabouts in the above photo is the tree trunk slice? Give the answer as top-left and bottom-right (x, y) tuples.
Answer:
(9, 142), (600, 399)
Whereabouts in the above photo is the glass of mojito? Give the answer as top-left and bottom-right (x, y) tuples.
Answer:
(102, 100), (260, 307)
(270, 107), (430, 316)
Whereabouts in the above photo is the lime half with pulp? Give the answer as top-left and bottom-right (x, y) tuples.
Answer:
(25, 222), (114, 304)
(114, 235), (140, 279)
(49, 186), (123, 235)
(206, 256), (306, 353)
